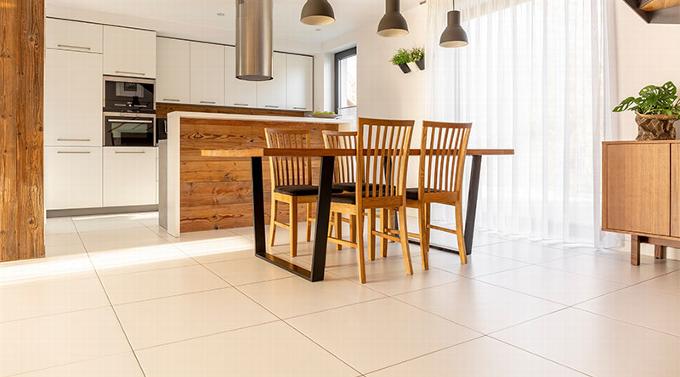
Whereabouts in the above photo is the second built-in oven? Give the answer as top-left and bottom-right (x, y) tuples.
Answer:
(104, 113), (156, 147)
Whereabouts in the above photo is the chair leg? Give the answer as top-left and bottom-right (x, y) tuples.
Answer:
(356, 211), (367, 284)
(269, 199), (278, 247)
(454, 203), (468, 264)
(350, 215), (357, 244)
(335, 212), (343, 250)
(397, 206), (413, 275)
(305, 203), (313, 242)
(289, 198), (298, 257)
(368, 209), (376, 261)
(418, 203), (429, 270)
(380, 208), (388, 258)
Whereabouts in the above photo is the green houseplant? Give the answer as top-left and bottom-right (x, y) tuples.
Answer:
(411, 47), (425, 70)
(613, 81), (680, 140)
(391, 48), (412, 74)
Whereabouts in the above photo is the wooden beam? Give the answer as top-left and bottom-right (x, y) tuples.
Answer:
(0, 0), (45, 262)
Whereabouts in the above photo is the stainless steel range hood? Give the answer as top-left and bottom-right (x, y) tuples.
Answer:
(236, 0), (273, 81)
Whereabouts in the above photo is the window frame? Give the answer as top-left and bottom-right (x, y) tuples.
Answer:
(334, 47), (357, 113)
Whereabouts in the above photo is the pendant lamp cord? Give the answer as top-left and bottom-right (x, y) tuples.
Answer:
(452, 0), (455, 10)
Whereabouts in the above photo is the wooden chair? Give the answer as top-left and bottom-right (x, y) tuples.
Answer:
(328, 118), (415, 283)
(406, 121), (472, 269)
(322, 130), (358, 250)
(265, 128), (318, 258)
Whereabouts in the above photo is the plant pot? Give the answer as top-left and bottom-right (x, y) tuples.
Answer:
(635, 113), (678, 141)
(398, 63), (411, 74)
(415, 58), (425, 70)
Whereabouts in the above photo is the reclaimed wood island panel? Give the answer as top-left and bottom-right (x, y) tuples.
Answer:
(162, 112), (350, 236)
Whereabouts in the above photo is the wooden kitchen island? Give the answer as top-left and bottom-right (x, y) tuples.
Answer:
(159, 112), (351, 237)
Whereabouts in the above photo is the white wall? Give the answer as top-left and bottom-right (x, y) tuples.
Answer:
(614, 1), (680, 140)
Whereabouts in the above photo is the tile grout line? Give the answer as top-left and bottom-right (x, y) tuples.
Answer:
(74, 219), (149, 377)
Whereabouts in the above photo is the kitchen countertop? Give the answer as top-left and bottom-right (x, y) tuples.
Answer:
(166, 111), (351, 125)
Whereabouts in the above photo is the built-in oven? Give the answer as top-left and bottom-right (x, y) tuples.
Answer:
(104, 112), (156, 147)
(103, 76), (155, 114)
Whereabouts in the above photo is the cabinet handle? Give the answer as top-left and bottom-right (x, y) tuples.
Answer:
(115, 70), (146, 76)
(162, 98), (180, 102)
(293, 107), (306, 110)
(107, 119), (154, 124)
(200, 101), (217, 104)
(57, 44), (91, 51)
(57, 138), (91, 142)
(265, 105), (280, 109)
(233, 103), (249, 106)
(114, 151), (146, 154)
(57, 151), (91, 154)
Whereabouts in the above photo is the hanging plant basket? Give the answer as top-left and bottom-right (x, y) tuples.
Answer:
(398, 63), (411, 74)
(415, 57), (425, 70)
(635, 113), (678, 141)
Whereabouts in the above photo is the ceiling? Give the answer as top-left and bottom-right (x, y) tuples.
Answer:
(45, 0), (423, 52)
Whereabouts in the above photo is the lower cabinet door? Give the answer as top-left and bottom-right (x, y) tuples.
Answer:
(44, 147), (103, 210)
(103, 147), (158, 207)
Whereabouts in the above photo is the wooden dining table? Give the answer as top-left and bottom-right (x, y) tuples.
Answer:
(201, 147), (514, 282)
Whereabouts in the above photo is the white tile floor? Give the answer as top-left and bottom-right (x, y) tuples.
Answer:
(1, 212), (679, 376)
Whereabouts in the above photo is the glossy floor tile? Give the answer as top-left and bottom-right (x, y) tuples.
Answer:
(136, 321), (358, 377)
(493, 308), (680, 377)
(288, 298), (480, 373)
(115, 287), (277, 349)
(9, 213), (680, 377)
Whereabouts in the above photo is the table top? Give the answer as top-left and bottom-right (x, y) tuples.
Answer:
(201, 148), (515, 158)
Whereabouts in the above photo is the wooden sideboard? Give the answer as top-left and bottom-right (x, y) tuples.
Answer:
(602, 140), (680, 265)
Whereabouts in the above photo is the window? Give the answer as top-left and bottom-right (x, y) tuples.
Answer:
(334, 47), (357, 116)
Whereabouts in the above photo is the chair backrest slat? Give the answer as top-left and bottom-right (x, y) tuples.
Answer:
(322, 131), (358, 185)
(418, 121), (472, 196)
(356, 118), (414, 202)
(265, 128), (313, 187)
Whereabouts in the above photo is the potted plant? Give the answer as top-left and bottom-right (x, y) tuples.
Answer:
(411, 47), (425, 70)
(613, 81), (680, 141)
(391, 48), (412, 74)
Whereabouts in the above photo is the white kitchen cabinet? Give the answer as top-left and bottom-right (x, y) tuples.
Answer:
(103, 147), (158, 207)
(224, 46), (257, 108)
(103, 26), (157, 78)
(256, 52), (287, 110)
(46, 18), (103, 54)
(44, 147), (103, 210)
(157, 38), (191, 103)
(44, 49), (103, 147)
(190, 42), (225, 106)
(286, 54), (313, 111)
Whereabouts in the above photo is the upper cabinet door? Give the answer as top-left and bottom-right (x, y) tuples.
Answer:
(286, 54), (313, 111)
(103, 26), (157, 78)
(256, 52), (287, 110)
(46, 18), (103, 54)
(44, 49), (103, 147)
(190, 42), (225, 106)
(224, 46), (257, 108)
(157, 38), (191, 104)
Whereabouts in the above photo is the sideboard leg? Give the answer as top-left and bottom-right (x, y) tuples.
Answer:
(631, 235), (641, 266)
(654, 245), (667, 260)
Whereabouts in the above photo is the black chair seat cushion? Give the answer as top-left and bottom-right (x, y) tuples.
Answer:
(333, 182), (357, 192)
(406, 188), (438, 200)
(274, 185), (343, 196)
(331, 193), (356, 204)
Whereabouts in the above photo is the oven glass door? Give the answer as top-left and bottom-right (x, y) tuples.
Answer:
(104, 116), (155, 147)
(104, 78), (155, 112)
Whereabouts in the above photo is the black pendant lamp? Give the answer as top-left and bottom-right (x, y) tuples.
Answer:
(300, 0), (335, 26)
(440, 0), (468, 48)
(377, 0), (409, 37)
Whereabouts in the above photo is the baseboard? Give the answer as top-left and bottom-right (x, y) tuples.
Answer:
(46, 205), (159, 218)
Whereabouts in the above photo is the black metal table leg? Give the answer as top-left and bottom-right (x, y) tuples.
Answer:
(249, 156), (334, 282)
(251, 157), (267, 257)
(310, 156), (335, 281)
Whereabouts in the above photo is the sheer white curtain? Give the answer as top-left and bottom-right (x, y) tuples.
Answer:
(426, 0), (621, 247)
